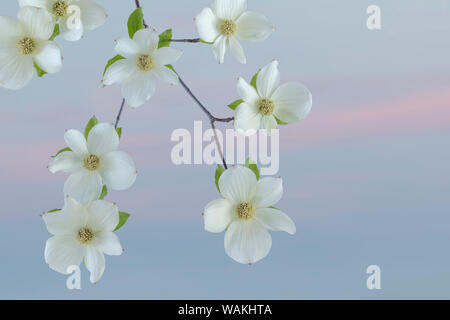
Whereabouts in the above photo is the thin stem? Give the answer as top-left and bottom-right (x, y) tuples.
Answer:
(170, 38), (201, 43)
(175, 71), (233, 169)
(114, 98), (126, 128)
(211, 121), (227, 170)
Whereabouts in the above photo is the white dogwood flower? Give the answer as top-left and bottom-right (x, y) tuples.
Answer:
(0, 6), (62, 90)
(44, 196), (123, 284)
(103, 28), (183, 108)
(195, 0), (274, 64)
(235, 60), (313, 136)
(48, 122), (137, 205)
(203, 166), (296, 264)
(18, 0), (107, 41)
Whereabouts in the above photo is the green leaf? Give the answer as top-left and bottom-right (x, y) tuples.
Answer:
(47, 208), (62, 213)
(269, 206), (280, 210)
(250, 70), (261, 89)
(49, 24), (60, 40)
(34, 62), (47, 77)
(116, 127), (122, 139)
(158, 29), (172, 48)
(245, 158), (260, 180)
(274, 115), (288, 125)
(114, 211), (130, 231)
(52, 147), (71, 158)
(215, 164), (225, 192)
(127, 7), (145, 39)
(228, 99), (243, 111)
(84, 116), (98, 140)
(99, 185), (108, 200)
(165, 64), (175, 72)
(103, 54), (125, 76)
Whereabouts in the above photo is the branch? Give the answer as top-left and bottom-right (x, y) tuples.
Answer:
(175, 71), (234, 169)
(170, 38), (201, 43)
(114, 98), (125, 128)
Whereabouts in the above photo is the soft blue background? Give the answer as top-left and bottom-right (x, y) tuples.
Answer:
(0, 0), (450, 299)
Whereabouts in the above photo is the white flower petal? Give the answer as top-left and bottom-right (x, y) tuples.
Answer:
(253, 177), (283, 208)
(99, 151), (137, 191)
(45, 235), (85, 274)
(133, 28), (159, 54)
(255, 207), (296, 235)
(204, 198), (235, 233)
(18, 6), (54, 41)
(78, 0), (107, 31)
(224, 219), (272, 264)
(86, 200), (119, 233)
(272, 82), (313, 123)
(153, 47), (183, 67)
(219, 166), (257, 204)
(33, 40), (62, 74)
(122, 72), (157, 108)
(103, 59), (137, 86)
(48, 151), (82, 174)
(43, 197), (86, 235)
(87, 123), (119, 156)
(195, 8), (220, 43)
(212, 35), (227, 64)
(18, 0), (47, 8)
(228, 36), (246, 64)
(85, 246), (105, 284)
(64, 171), (103, 205)
(236, 11), (274, 42)
(212, 0), (247, 20)
(93, 231), (123, 256)
(59, 17), (84, 42)
(64, 129), (88, 155)
(256, 60), (280, 98)
(234, 102), (262, 136)
(152, 66), (179, 85)
(115, 37), (140, 58)
(260, 115), (277, 135)
(237, 77), (259, 106)
(0, 48), (34, 90)
(0, 16), (21, 46)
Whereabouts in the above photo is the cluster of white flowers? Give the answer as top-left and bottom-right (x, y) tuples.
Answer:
(0, 0), (106, 89)
(46, 119), (137, 283)
(2, 0), (314, 283)
(193, 1), (311, 264)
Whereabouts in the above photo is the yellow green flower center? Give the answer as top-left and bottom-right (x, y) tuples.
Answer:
(236, 202), (255, 220)
(136, 54), (153, 71)
(17, 37), (36, 55)
(52, 0), (69, 17)
(77, 227), (94, 244)
(220, 19), (237, 37)
(258, 99), (275, 116)
(83, 154), (100, 171)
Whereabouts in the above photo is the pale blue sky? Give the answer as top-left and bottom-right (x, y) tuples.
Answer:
(0, 0), (450, 299)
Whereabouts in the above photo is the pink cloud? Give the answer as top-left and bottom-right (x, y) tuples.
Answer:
(281, 87), (450, 149)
